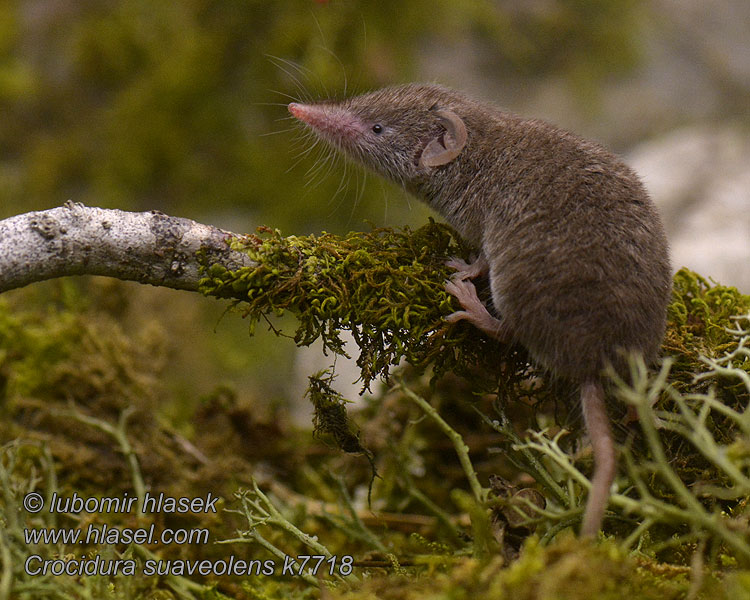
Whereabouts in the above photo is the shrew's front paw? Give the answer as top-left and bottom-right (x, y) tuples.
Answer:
(446, 254), (489, 281)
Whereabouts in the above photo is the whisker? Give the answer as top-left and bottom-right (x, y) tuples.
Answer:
(316, 153), (340, 185)
(305, 145), (336, 182)
(308, 13), (331, 99)
(265, 55), (311, 101)
(324, 166), (350, 216)
(286, 138), (323, 174)
(267, 53), (315, 79)
(347, 168), (367, 227)
(256, 96), (297, 106)
(316, 44), (348, 98)
(325, 164), (351, 219)
(258, 127), (297, 137)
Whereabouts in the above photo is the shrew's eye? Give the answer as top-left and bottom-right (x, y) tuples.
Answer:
(372, 124), (383, 134)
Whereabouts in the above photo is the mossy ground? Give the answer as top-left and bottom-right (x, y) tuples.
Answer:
(1, 224), (749, 599)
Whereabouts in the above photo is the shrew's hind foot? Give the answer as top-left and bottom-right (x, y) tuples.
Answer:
(444, 277), (511, 343)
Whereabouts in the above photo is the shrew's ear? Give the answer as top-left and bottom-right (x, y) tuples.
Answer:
(418, 108), (468, 168)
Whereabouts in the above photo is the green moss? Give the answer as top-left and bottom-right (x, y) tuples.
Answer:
(199, 221), (524, 393)
(0, 287), (162, 417)
(201, 228), (750, 400)
(330, 536), (712, 600)
(666, 268), (750, 378)
(655, 269), (750, 491)
(307, 370), (369, 456)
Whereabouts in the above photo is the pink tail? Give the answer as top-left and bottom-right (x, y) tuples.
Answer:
(579, 380), (616, 537)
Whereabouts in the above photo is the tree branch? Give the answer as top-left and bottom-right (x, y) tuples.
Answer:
(0, 202), (254, 295)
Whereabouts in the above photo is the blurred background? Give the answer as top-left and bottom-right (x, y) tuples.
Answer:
(1, 0), (748, 420)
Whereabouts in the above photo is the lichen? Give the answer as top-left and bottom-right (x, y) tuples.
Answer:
(664, 268), (750, 391)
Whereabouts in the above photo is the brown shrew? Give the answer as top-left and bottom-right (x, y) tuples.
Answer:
(288, 83), (672, 537)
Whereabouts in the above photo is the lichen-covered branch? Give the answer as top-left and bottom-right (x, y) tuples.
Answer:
(0, 202), (254, 294)
(0, 204), (505, 391)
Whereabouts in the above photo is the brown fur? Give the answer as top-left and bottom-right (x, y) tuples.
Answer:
(291, 83), (672, 382)
(290, 84), (672, 535)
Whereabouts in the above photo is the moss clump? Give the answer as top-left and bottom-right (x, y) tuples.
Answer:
(307, 370), (370, 457)
(329, 535), (727, 600)
(655, 270), (750, 493)
(200, 221), (507, 391)
(0, 288), (171, 492)
(665, 268), (750, 390)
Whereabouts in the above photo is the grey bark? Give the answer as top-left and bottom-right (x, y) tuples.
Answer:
(0, 201), (254, 294)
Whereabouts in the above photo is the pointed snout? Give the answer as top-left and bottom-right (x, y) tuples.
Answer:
(289, 102), (324, 126)
(288, 102), (321, 127)
(288, 102), (306, 120)
(288, 101), (365, 142)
